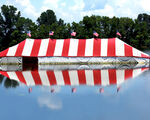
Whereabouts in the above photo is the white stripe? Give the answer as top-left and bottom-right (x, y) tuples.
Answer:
(7, 72), (20, 82)
(68, 39), (79, 56)
(85, 70), (94, 86)
(54, 39), (64, 56)
(22, 39), (34, 56)
(38, 39), (49, 56)
(116, 70), (125, 85)
(132, 69), (142, 78)
(101, 70), (109, 86)
(116, 38), (124, 56)
(101, 39), (108, 56)
(69, 70), (79, 85)
(7, 44), (18, 56)
(22, 71), (35, 86)
(54, 71), (64, 85)
(38, 71), (50, 86)
(85, 38), (94, 56)
(133, 48), (141, 57)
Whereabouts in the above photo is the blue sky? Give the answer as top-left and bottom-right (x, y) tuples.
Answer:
(1, 70), (150, 120)
(0, 0), (150, 23)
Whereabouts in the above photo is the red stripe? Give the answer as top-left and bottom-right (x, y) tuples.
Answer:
(0, 71), (9, 78)
(141, 53), (149, 58)
(47, 71), (57, 85)
(15, 40), (26, 56)
(93, 70), (101, 85)
(62, 39), (70, 56)
(93, 38), (101, 56)
(108, 69), (117, 84)
(125, 69), (133, 80)
(30, 39), (42, 56)
(77, 70), (86, 84)
(46, 39), (56, 56)
(125, 44), (133, 56)
(62, 70), (71, 85)
(107, 38), (116, 56)
(77, 39), (86, 56)
(31, 71), (42, 85)
(0, 49), (8, 57)
(15, 71), (27, 84)
(141, 67), (148, 71)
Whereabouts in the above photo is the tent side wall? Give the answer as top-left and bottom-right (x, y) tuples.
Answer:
(0, 57), (22, 64)
(38, 57), (150, 65)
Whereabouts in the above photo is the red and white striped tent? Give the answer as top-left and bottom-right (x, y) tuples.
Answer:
(0, 68), (148, 86)
(0, 38), (149, 58)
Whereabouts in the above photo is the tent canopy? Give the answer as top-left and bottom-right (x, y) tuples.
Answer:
(0, 38), (149, 58)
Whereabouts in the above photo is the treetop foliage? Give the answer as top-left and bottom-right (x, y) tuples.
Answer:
(0, 5), (150, 51)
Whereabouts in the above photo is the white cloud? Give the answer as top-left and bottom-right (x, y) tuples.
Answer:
(15, 0), (30, 7)
(108, 0), (150, 18)
(80, 0), (150, 21)
(23, 5), (39, 18)
(40, 6), (50, 12)
(91, 3), (96, 9)
(1, 0), (150, 23)
(38, 95), (62, 110)
(61, 2), (66, 7)
(82, 4), (114, 18)
(2, 0), (40, 20)
(80, 0), (150, 19)
(15, 0), (39, 18)
(113, 0), (128, 8)
(40, 0), (85, 22)
(43, 0), (59, 9)
(69, 0), (85, 11)
(140, 0), (150, 11)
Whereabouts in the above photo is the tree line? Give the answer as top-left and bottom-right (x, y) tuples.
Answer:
(0, 5), (150, 51)
(0, 75), (19, 88)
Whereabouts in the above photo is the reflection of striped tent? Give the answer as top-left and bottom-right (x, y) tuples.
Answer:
(0, 38), (149, 58)
(0, 68), (148, 87)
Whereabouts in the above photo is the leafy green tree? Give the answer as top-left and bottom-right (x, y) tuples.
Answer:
(35, 24), (49, 38)
(97, 16), (111, 38)
(0, 5), (36, 50)
(37, 10), (57, 26)
(82, 15), (97, 38)
(0, 75), (19, 88)
(109, 17), (120, 37)
(0, 5), (21, 50)
(4, 78), (19, 88)
(133, 20), (149, 49)
(72, 21), (85, 38)
(118, 17), (135, 44)
(0, 75), (3, 85)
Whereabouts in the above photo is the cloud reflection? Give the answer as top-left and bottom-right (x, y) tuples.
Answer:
(38, 95), (62, 110)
